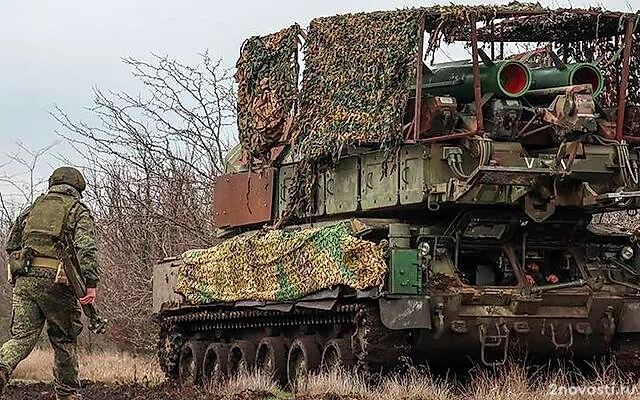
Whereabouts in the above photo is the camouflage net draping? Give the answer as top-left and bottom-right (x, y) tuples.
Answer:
(287, 10), (422, 215)
(295, 10), (421, 160)
(552, 32), (640, 108)
(175, 223), (388, 303)
(235, 25), (301, 161)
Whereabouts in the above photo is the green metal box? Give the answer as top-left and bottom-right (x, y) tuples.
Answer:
(389, 249), (422, 295)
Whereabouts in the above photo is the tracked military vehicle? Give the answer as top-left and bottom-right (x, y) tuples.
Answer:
(152, 5), (640, 387)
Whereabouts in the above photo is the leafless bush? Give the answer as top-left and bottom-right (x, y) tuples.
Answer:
(0, 143), (59, 343)
(53, 52), (237, 352)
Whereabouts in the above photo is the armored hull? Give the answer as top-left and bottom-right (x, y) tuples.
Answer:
(154, 202), (640, 385)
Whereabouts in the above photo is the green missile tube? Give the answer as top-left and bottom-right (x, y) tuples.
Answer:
(528, 63), (604, 97)
(422, 60), (531, 103)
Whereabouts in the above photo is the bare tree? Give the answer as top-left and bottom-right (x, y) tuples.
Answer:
(0, 142), (59, 206)
(0, 143), (59, 342)
(53, 52), (235, 182)
(52, 52), (237, 351)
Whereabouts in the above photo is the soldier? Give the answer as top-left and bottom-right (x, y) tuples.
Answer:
(0, 167), (100, 400)
(525, 261), (559, 285)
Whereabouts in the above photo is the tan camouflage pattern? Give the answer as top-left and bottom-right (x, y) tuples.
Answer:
(176, 223), (387, 303)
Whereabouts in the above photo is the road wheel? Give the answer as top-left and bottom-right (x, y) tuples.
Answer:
(178, 340), (206, 386)
(228, 340), (256, 377)
(156, 324), (184, 383)
(321, 338), (355, 372)
(202, 343), (229, 388)
(287, 337), (321, 389)
(255, 337), (288, 385)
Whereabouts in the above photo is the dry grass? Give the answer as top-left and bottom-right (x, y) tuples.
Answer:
(11, 348), (163, 384)
(295, 369), (371, 398)
(220, 363), (640, 400)
(212, 370), (283, 398)
(9, 351), (640, 400)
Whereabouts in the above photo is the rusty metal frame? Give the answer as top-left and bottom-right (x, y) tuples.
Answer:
(412, 14), (426, 142)
(470, 12), (484, 133)
(213, 168), (276, 228)
(421, 8), (636, 19)
(420, 130), (475, 143)
(616, 17), (635, 142)
(490, 19), (495, 60)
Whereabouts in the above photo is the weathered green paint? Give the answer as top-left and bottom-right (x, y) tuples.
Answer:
(399, 145), (427, 205)
(277, 164), (293, 218)
(360, 151), (399, 210)
(389, 249), (421, 295)
(325, 156), (360, 214)
(423, 61), (531, 103)
(278, 164), (325, 217)
(268, 140), (634, 220)
(529, 63), (603, 96)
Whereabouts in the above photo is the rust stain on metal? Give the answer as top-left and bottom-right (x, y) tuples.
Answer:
(470, 12), (484, 133)
(615, 17), (634, 142)
(413, 14), (426, 142)
(213, 168), (275, 228)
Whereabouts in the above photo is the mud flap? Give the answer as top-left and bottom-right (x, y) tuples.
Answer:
(379, 296), (432, 330)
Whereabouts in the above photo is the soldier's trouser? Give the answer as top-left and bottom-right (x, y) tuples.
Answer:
(0, 275), (83, 396)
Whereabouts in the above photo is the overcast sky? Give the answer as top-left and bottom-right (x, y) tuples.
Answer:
(0, 0), (634, 203)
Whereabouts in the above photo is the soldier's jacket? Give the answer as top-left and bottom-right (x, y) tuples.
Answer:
(4, 184), (100, 288)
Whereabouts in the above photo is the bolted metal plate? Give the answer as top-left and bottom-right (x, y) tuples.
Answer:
(152, 259), (184, 314)
(380, 296), (432, 330)
(325, 156), (360, 214)
(213, 168), (275, 228)
(390, 249), (421, 295)
(278, 164), (294, 217)
(400, 145), (426, 205)
(360, 151), (399, 210)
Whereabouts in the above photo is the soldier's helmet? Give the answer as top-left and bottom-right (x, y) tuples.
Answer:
(48, 166), (87, 192)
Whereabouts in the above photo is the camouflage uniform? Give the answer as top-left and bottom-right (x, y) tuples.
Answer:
(0, 169), (100, 399)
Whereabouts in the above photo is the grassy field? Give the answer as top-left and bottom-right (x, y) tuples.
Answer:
(9, 350), (640, 399)
(12, 348), (163, 384)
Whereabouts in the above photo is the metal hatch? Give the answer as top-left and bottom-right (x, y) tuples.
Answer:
(325, 156), (360, 214)
(400, 144), (427, 205)
(360, 151), (399, 210)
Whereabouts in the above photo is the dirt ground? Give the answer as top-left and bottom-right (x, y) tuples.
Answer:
(3, 382), (286, 400)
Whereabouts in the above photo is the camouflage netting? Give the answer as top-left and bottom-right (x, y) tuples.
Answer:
(232, 5), (639, 218)
(175, 223), (387, 303)
(287, 10), (422, 215)
(235, 25), (301, 161)
(295, 10), (422, 160)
